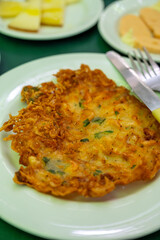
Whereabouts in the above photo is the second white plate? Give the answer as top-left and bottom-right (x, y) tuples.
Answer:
(98, 0), (160, 63)
(0, 0), (104, 40)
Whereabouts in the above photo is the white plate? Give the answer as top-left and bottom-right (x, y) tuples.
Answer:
(0, 0), (104, 40)
(0, 53), (160, 240)
(98, 0), (160, 63)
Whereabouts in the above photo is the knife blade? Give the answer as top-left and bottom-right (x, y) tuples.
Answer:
(106, 51), (160, 123)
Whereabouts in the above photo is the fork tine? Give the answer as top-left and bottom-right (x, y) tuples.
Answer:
(133, 50), (150, 79)
(128, 52), (145, 80)
(128, 53), (138, 72)
(137, 48), (155, 77)
(143, 47), (160, 75)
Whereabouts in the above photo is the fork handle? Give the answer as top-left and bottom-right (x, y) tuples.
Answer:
(152, 108), (160, 123)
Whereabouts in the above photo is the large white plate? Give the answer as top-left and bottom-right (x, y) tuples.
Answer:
(0, 53), (160, 240)
(0, 0), (104, 40)
(98, 0), (160, 63)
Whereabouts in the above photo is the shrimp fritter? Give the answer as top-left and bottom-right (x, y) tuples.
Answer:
(1, 64), (160, 197)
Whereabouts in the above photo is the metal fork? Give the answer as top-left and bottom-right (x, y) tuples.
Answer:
(128, 47), (160, 91)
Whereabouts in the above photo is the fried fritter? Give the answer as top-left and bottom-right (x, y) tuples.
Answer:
(1, 64), (160, 197)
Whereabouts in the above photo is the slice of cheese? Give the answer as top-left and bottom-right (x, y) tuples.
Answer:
(119, 14), (152, 38)
(8, 0), (42, 32)
(0, 1), (23, 18)
(135, 36), (160, 54)
(41, 0), (65, 26)
(41, 10), (64, 26)
(140, 8), (160, 38)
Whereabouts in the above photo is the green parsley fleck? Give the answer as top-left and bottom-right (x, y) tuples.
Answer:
(93, 169), (102, 176)
(79, 99), (85, 108)
(62, 181), (67, 185)
(29, 98), (35, 103)
(131, 164), (136, 169)
(57, 112), (62, 116)
(32, 87), (40, 92)
(91, 117), (106, 125)
(48, 169), (65, 175)
(56, 170), (65, 175)
(94, 130), (114, 139)
(83, 119), (90, 127)
(115, 111), (119, 115)
(23, 86), (29, 92)
(80, 138), (89, 142)
(42, 157), (50, 164)
(48, 169), (56, 174)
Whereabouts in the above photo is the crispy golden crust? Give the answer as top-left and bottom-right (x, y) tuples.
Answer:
(1, 64), (160, 197)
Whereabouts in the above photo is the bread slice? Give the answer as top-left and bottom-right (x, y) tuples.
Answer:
(140, 8), (160, 38)
(0, 1), (23, 18)
(41, 0), (65, 26)
(119, 14), (152, 38)
(135, 36), (160, 54)
(8, 0), (42, 32)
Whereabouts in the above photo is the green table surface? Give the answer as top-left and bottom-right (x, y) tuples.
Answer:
(0, 0), (160, 240)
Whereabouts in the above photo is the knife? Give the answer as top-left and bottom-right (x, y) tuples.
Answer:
(106, 51), (160, 123)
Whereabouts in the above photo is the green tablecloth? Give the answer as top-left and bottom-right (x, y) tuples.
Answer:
(0, 0), (160, 239)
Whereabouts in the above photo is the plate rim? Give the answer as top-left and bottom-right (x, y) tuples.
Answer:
(0, 52), (160, 240)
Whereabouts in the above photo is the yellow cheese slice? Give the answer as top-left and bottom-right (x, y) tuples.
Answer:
(8, 0), (42, 32)
(41, 10), (64, 26)
(119, 14), (152, 38)
(41, 0), (65, 26)
(140, 8), (160, 38)
(0, 1), (23, 18)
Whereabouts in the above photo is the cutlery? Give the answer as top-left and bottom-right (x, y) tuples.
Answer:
(106, 51), (160, 123)
(128, 47), (160, 91)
